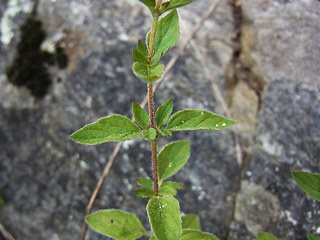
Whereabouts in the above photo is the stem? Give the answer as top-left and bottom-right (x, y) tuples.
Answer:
(148, 83), (159, 194)
(148, 0), (162, 62)
(147, 1), (162, 195)
(148, 13), (159, 62)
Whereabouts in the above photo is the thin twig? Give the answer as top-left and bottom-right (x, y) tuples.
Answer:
(0, 223), (15, 240)
(80, 0), (224, 239)
(80, 142), (122, 240)
(189, 39), (242, 165)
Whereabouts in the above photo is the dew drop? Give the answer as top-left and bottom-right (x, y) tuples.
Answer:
(201, 112), (204, 115)
(222, 123), (226, 127)
(181, 120), (185, 123)
(215, 124), (219, 127)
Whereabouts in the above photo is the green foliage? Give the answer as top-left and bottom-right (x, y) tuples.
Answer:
(138, 0), (156, 13)
(161, 181), (183, 190)
(147, 196), (182, 240)
(160, 0), (194, 14)
(71, 0), (239, 239)
(308, 233), (320, 240)
(167, 110), (237, 131)
(85, 210), (146, 240)
(158, 184), (177, 196)
(135, 188), (154, 198)
(149, 10), (180, 64)
(132, 62), (164, 83)
(257, 232), (281, 240)
(133, 40), (149, 64)
(71, 115), (141, 144)
(135, 179), (183, 198)
(181, 229), (220, 240)
(132, 10), (180, 83)
(181, 214), (200, 230)
(292, 171), (320, 201)
(141, 128), (157, 141)
(136, 178), (154, 188)
(157, 140), (190, 181)
(157, 128), (172, 137)
(133, 102), (150, 130)
(156, 98), (173, 128)
(6, 16), (68, 98)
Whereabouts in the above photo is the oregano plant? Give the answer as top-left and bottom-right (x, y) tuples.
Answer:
(71, 0), (237, 239)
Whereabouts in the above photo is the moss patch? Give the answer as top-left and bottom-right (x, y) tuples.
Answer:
(6, 16), (68, 98)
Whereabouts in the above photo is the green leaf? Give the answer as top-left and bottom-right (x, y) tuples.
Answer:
(292, 171), (320, 201)
(135, 188), (154, 198)
(147, 196), (182, 240)
(181, 214), (200, 230)
(160, 0), (194, 14)
(71, 115), (141, 145)
(136, 178), (154, 188)
(157, 128), (172, 137)
(257, 232), (280, 240)
(132, 102), (150, 130)
(138, 0), (156, 13)
(132, 62), (164, 83)
(158, 185), (177, 196)
(149, 237), (156, 240)
(181, 229), (219, 240)
(308, 233), (320, 240)
(142, 128), (157, 141)
(151, 9), (179, 64)
(167, 110), (237, 131)
(161, 181), (183, 190)
(133, 40), (149, 64)
(158, 140), (190, 181)
(85, 209), (146, 240)
(156, 98), (173, 128)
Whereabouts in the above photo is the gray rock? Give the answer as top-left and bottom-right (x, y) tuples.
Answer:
(228, 0), (320, 239)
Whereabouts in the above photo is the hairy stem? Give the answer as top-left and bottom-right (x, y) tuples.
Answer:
(148, 13), (159, 62)
(148, 83), (159, 194)
(148, 0), (162, 62)
(147, 1), (162, 195)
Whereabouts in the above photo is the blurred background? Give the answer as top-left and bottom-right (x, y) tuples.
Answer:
(0, 0), (319, 239)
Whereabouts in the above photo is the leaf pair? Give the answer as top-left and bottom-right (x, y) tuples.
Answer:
(132, 10), (179, 83)
(135, 178), (183, 198)
(132, 102), (157, 141)
(135, 140), (189, 198)
(70, 108), (237, 145)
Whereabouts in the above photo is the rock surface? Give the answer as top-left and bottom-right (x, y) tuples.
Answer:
(0, 0), (319, 240)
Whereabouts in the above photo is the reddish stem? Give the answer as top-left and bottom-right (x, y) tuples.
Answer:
(148, 83), (159, 194)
